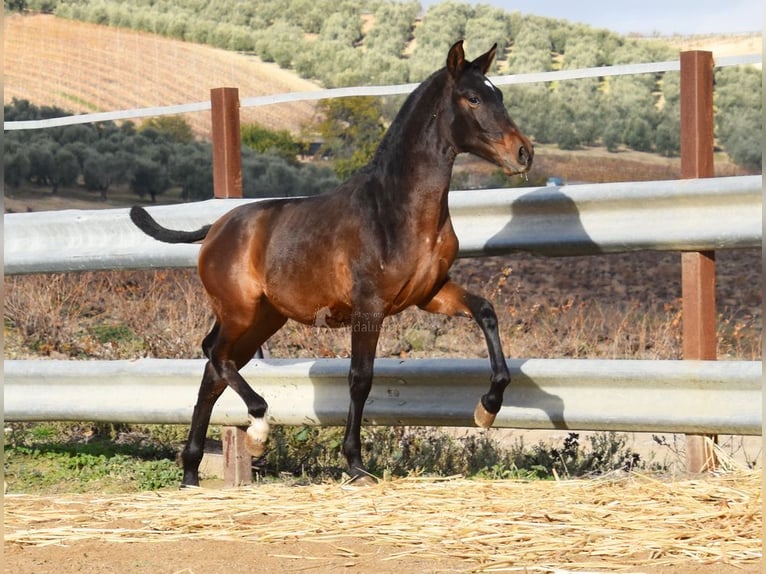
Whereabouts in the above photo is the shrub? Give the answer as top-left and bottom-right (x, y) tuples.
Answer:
(241, 123), (302, 164)
(254, 425), (650, 483)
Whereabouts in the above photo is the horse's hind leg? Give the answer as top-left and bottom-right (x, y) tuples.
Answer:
(215, 302), (287, 455)
(201, 319), (271, 446)
(181, 359), (227, 487)
(181, 303), (286, 487)
(420, 280), (510, 428)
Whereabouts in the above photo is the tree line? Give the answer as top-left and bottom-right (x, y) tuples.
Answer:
(7, 0), (762, 171)
(4, 99), (339, 202)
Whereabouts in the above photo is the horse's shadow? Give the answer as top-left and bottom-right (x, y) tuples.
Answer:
(503, 361), (568, 430)
(483, 184), (602, 257)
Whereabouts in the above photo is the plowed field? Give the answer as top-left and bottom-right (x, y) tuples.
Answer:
(4, 14), (321, 138)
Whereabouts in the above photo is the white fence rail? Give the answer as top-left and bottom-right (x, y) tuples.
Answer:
(4, 358), (761, 435)
(4, 54), (760, 131)
(4, 175), (761, 274)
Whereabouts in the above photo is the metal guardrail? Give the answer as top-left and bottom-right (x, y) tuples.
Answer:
(4, 358), (761, 435)
(4, 175), (761, 274)
(4, 176), (762, 437)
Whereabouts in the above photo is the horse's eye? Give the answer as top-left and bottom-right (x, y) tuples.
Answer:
(468, 96), (481, 106)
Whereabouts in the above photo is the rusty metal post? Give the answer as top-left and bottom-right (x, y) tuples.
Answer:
(210, 87), (243, 199)
(679, 51), (717, 473)
(210, 87), (250, 485)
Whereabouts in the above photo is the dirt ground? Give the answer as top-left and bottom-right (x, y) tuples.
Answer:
(4, 539), (761, 574)
(5, 472), (761, 574)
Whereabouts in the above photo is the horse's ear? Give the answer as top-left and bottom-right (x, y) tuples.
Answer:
(447, 40), (466, 78)
(472, 43), (498, 75)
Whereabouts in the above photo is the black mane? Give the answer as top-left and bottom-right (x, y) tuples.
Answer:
(370, 67), (450, 170)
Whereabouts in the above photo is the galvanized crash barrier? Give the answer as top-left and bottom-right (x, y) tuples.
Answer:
(3, 176), (761, 275)
(4, 358), (761, 435)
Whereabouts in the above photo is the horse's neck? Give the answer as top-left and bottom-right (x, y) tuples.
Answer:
(366, 142), (454, 239)
(371, 74), (457, 222)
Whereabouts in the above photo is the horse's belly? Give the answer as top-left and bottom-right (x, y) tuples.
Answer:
(264, 261), (353, 327)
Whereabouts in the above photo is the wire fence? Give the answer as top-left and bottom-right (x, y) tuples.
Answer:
(4, 53), (761, 131)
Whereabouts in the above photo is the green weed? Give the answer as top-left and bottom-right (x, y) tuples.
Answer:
(4, 423), (183, 493)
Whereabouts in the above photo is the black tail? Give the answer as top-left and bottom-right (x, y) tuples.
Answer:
(129, 206), (211, 244)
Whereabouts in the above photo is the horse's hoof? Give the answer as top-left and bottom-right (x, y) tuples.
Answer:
(343, 474), (378, 488)
(474, 400), (496, 428)
(245, 415), (269, 457)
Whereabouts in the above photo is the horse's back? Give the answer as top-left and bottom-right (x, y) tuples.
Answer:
(198, 193), (357, 323)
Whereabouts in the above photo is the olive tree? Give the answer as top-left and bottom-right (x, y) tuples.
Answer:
(715, 66), (762, 171)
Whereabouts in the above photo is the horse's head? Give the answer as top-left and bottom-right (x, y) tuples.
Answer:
(446, 41), (533, 177)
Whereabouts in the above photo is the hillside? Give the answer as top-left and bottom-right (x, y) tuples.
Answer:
(7, 14), (761, 142)
(3, 12), (759, 193)
(654, 32), (762, 63)
(3, 14), (322, 138)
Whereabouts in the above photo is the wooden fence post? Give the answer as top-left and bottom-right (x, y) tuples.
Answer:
(222, 426), (253, 487)
(679, 51), (718, 473)
(210, 86), (251, 486)
(211, 87), (243, 199)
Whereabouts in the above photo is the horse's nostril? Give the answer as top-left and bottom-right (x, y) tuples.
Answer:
(518, 145), (531, 167)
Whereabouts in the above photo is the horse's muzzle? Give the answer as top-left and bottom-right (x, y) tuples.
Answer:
(518, 144), (533, 170)
(500, 142), (533, 176)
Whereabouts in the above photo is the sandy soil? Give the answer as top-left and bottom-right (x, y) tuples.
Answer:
(5, 539), (761, 574)
(5, 474), (762, 574)
(655, 32), (762, 62)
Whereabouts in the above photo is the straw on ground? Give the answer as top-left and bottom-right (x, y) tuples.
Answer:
(5, 467), (761, 572)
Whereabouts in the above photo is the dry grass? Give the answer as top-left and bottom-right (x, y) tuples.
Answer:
(5, 448), (761, 571)
(4, 248), (761, 362)
(526, 144), (753, 183)
(3, 14), (321, 138)
(3, 270), (211, 360)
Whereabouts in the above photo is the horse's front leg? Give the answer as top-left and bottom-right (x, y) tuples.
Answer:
(342, 311), (383, 482)
(420, 280), (510, 428)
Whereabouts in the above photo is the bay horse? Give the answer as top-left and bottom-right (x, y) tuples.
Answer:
(130, 41), (533, 486)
